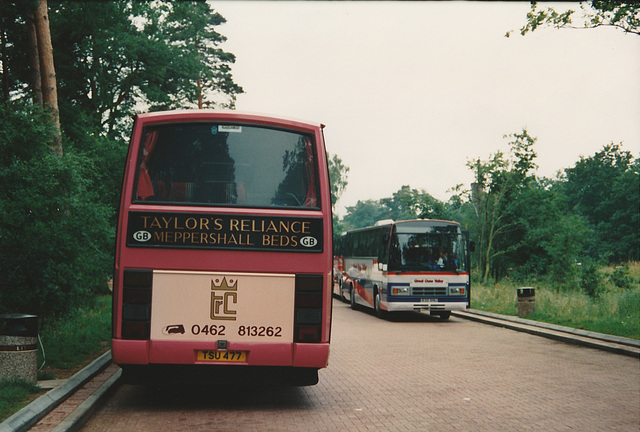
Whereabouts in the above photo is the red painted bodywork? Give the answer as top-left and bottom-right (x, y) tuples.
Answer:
(112, 111), (332, 371)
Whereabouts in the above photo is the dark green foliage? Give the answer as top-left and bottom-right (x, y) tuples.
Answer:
(492, 182), (589, 288)
(381, 185), (447, 221)
(580, 262), (603, 298)
(0, 1), (243, 321)
(62, 114), (129, 222)
(48, 0), (242, 138)
(466, 129), (542, 282)
(3, 1), (243, 138)
(458, 131), (637, 285)
(342, 199), (393, 231)
(0, 102), (113, 318)
(562, 144), (639, 263)
(610, 264), (633, 290)
(341, 185), (449, 233)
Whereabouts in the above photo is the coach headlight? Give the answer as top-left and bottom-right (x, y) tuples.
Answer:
(449, 286), (466, 295)
(391, 286), (410, 295)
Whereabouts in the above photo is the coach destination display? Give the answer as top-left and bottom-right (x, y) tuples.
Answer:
(127, 211), (323, 252)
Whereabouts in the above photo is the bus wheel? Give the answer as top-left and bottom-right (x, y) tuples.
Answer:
(374, 290), (386, 319)
(289, 368), (319, 386)
(432, 311), (451, 320)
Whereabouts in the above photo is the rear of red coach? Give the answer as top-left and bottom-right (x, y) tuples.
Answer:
(112, 110), (332, 385)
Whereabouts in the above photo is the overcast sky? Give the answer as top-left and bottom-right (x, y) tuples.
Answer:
(211, 1), (640, 216)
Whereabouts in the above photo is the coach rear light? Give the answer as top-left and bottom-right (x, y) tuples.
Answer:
(121, 269), (152, 340)
(295, 274), (323, 343)
(296, 309), (322, 324)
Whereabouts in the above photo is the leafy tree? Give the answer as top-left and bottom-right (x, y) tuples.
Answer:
(328, 152), (349, 210)
(1, 0), (62, 153)
(560, 143), (639, 262)
(2, 1), (243, 140)
(506, 1), (640, 37)
(0, 102), (112, 318)
(328, 152), (350, 238)
(163, 2), (243, 109)
(459, 131), (635, 287)
(342, 199), (392, 232)
(490, 178), (590, 288)
(340, 185), (450, 233)
(467, 129), (538, 281)
(380, 185), (447, 221)
(0, 1), (245, 320)
(1, 0), (245, 218)
(32, 0), (62, 155)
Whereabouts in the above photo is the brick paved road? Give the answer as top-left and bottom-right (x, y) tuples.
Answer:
(81, 300), (640, 431)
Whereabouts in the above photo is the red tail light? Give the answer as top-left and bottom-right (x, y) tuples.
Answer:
(294, 275), (323, 343)
(121, 269), (152, 340)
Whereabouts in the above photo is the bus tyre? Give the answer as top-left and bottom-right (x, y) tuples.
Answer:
(290, 368), (319, 386)
(432, 311), (451, 320)
(374, 291), (386, 319)
(120, 365), (146, 385)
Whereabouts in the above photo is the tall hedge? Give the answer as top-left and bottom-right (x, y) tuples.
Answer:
(0, 102), (113, 318)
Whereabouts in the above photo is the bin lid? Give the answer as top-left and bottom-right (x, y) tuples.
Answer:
(0, 314), (38, 337)
(517, 287), (535, 297)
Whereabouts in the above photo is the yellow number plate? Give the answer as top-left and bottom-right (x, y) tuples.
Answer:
(197, 350), (247, 363)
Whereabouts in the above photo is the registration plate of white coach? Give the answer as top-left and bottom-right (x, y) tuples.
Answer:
(420, 299), (438, 303)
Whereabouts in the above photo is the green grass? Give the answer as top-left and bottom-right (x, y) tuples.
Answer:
(38, 295), (111, 370)
(0, 378), (41, 422)
(0, 295), (111, 423)
(472, 263), (640, 339)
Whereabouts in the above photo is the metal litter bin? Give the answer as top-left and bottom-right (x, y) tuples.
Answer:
(0, 314), (38, 383)
(517, 287), (535, 317)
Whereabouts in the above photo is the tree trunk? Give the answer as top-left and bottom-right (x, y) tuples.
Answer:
(197, 75), (203, 109)
(482, 218), (495, 282)
(33, 0), (62, 156)
(27, 16), (43, 105)
(195, 38), (203, 109)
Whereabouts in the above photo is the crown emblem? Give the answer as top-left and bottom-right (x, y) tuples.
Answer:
(211, 277), (237, 291)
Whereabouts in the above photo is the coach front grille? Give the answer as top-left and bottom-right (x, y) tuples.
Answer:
(412, 287), (447, 296)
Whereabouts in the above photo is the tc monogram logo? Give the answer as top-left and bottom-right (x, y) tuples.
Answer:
(210, 277), (238, 321)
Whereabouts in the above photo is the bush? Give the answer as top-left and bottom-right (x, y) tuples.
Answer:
(0, 102), (114, 319)
(610, 264), (633, 289)
(580, 262), (603, 299)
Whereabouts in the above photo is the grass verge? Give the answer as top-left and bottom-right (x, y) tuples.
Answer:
(38, 295), (111, 371)
(0, 295), (111, 423)
(0, 379), (41, 424)
(472, 263), (640, 339)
